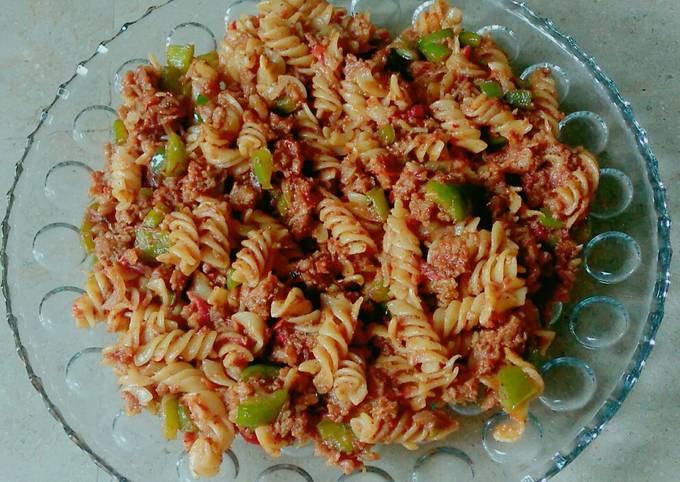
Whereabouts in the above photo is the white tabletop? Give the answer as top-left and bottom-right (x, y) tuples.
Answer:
(0, 1), (678, 481)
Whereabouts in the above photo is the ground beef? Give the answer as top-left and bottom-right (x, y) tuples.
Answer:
(229, 178), (261, 211)
(364, 153), (402, 189)
(282, 176), (320, 238)
(270, 324), (315, 366)
(392, 162), (428, 203)
(274, 139), (304, 177)
(240, 274), (283, 319)
(270, 112), (296, 137)
(469, 316), (526, 376)
(179, 160), (218, 204)
(119, 66), (186, 141)
(425, 234), (474, 280)
(340, 155), (375, 196)
(291, 249), (342, 291)
(422, 232), (476, 305)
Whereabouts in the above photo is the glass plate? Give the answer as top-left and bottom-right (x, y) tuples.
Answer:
(1, 0), (671, 481)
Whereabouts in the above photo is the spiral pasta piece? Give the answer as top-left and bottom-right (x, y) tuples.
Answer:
(431, 97), (487, 153)
(350, 409), (458, 449)
(258, 14), (313, 70)
(231, 227), (277, 287)
(194, 197), (231, 270)
(462, 92), (532, 139)
(383, 199), (421, 307)
(433, 293), (492, 339)
(271, 287), (313, 317)
(110, 144), (141, 209)
(134, 328), (217, 365)
(303, 294), (362, 393)
(319, 197), (377, 255)
(332, 350), (368, 406)
(387, 299), (449, 373)
(237, 119), (268, 157)
(528, 67), (563, 136)
(157, 209), (201, 276)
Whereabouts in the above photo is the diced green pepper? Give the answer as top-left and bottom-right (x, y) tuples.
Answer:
(240, 364), (281, 381)
(226, 268), (241, 290)
(193, 112), (204, 125)
(377, 123), (396, 146)
(505, 89), (533, 109)
(150, 147), (167, 176)
(236, 389), (289, 428)
(135, 227), (170, 263)
(274, 96), (297, 115)
(166, 44), (195, 74)
(165, 132), (187, 177)
(316, 419), (354, 454)
(177, 404), (195, 433)
(142, 208), (165, 228)
(251, 148), (274, 190)
(196, 93), (210, 106)
(366, 187), (389, 222)
(272, 190), (288, 217)
(395, 46), (418, 61)
(417, 28), (454, 49)
(538, 208), (564, 229)
(112, 119), (128, 144)
(160, 65), (184, 95)
(459, 31), (481, 48)
(386, 49), (412, 74)
(480, 80), (503, 98)
(419, 42), (451, 62)
(197, 50), (219, 69)
(486, 135), (508, 152)
(366, 278), (390, 304)
(497, 365), (540, 412)
(161, 394), (180, 440)
(80, 216), (95, 254)
(425, 181), (471, 221)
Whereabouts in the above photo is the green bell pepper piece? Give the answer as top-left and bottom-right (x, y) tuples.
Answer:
(161, 394), (180, 440)
(251, 148), (274, 190)
(113, 119), (128, 144)
(377, 123), (396, 146)
(135, 227), (170, 263)
(497, 365), (540, 412)
(316, 419), (354, 454)
(425, 181), (471, 221)
(366, 187), (390, 222)
(505, 89), (533, 109)
(165, 132), (187, 177)
(274, 96), (297, 115)
(538, 208), (564, 229)
(459, 31), (481, 48)
(236, 389), (289, 428)
(167, 44), (194, 74)
(240, 364), (281, 381)
(480, 80), (503, 98)
(177, 404), (195, 433)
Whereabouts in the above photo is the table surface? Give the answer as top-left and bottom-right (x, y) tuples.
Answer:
(1, 1), (678, 481)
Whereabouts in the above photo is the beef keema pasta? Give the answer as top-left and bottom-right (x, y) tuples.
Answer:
(73, 0), (598, 476)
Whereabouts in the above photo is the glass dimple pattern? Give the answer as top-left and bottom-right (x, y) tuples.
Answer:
(2, 0), (670, 481)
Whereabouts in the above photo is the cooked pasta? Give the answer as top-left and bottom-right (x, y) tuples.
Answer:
(76, 0), (599, 476)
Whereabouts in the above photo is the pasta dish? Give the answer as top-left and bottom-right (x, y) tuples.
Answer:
(72, 0), (598, 476)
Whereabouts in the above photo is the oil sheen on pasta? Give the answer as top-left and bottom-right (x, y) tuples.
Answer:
(72, 0), (598, 477)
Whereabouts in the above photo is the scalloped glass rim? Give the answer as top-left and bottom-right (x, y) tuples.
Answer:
(0, 0), (671, 481)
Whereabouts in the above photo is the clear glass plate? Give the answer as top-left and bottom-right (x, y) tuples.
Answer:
(1, 0), (671, 481)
